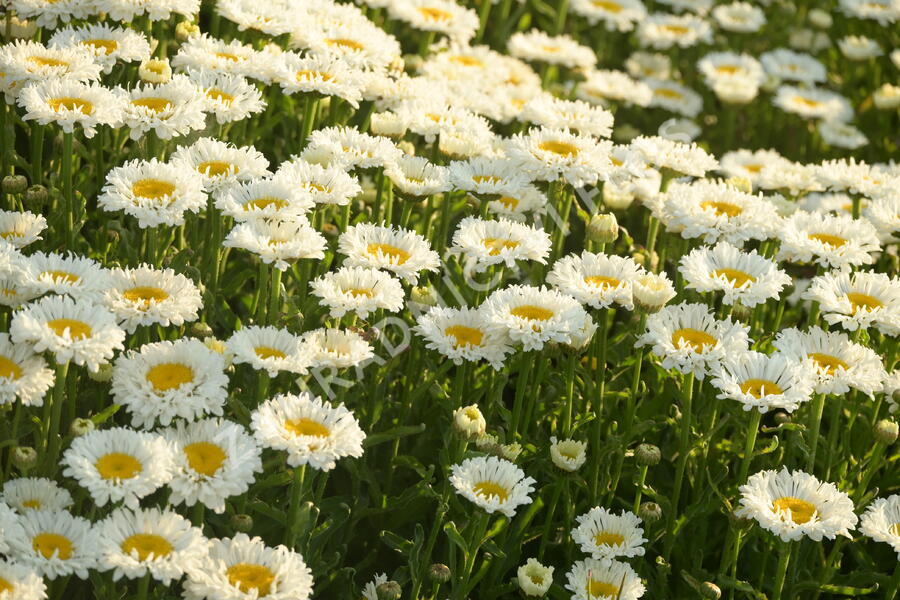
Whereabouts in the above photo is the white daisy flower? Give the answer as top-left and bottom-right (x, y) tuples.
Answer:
(572, 507), (647, 559)
(448, 157), (533, 197)
(338, 223), (440, 284)
(451, 217), (551, 273)
(111, 339), (229, 429)
(214, 176), (315, 222)
(508, 29), (596, 69)
(481, 285), (593, 351)
(227, 326), (311, 377)
(217, 0), (295, 35)
(840, 0), (900, 23)
(274, 158), (362, 206)
(0, 332), (54, 407)
(61, 427), (175, 509)
(505, 128), (613, 188)
(18, 79), (123, 138)
(450, 456), (536, 517)
(163, 418), (263, 514)
(360, 573), (389, 600)
(637, 12), (712, 49)
(710, 351), (815, 413)
(570, 0), (646, 31)
(10, 296), (125, 372)
(7, 509), (99, 580)
(0, 41), (101, 96)
(645, 78), (704, 118)
(274, 52), (364, 107)
(385, 155), (452, 197)
(223, 218), (327, 271)
(26, 252), (109, 302)
(99, 158), (206, 228)
(860, 495), (900, 557)
(577, 69), (652, 107)
(803, 271), (900, 336)
(773, 326), (886, 396)
(0, 210), (46, 249)
(520, 95), (614, 138)
(719, 149), (788, 188)
(303, 22), (402, 72)
(549, 437), (588, 472)
(0, 558), (46, 600)
(0, 502), (23, 555)
(678, 241), (791, 307)
(103, 265), (203, 333)
(184, 68), (266, 124)
(838, 35), (882, 60)
(311, 266), (405, 320)
(48, 23), (151, 74)
(760, 48), (827, 84)
(486, 185), (548, 220)
(10, 0), (90, 29)
(120, 74), (207, 141)
(183, 533), (313, 600)
(818, 121), (868, 150)
(251, 392), (366, 471)
(170, 137), (271, 191)
(777, 212), (881, 269)
(172, 34), (271, 81)
(773, 85), (853, 122)
(712, 2), (766, 32)
(547, 252), (644, 310)
(304, 126), (401, 171)
(97, 507), (207, 584)
(97, 0), (199, 22)
(864, 195), (900, 242)
(636, 302), (751, 378)
(565, 557), (645, 600)
(302, 328), (375, 370)
(629, 135), (718, 177)
(388, 0), (480, 43)
(414, 306), (513, 369)
(736, 467), (858, 542)
(1, 478), (73, 513)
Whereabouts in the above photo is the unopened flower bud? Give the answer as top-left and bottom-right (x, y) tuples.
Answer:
(370, 112), (408, 138)
(321, 223), (339, 237)
(410, 285), (438, 309)
(635, 443), (661, 467)
(428, 563), (451, 583)
(25, 185), (48, 207)
(874, 419), (899, 445)
(613, 124), (640, 144)
(12, 446), (37, 472)
(501, 442), (522, 462)
(2, 175), (28, 195)
(550, 437), (587, 472)
(191, 322), (214, 339)
(396, 140), (416, 156)
(808, 8), (832, 28)
(700, 582), (722, 599)
(633, 272), (675, 313)
(774, 411), (791, 425)
(375, 580), (402, 600)
(175, 21), (201, 42)
(602, 183), (635, 211)
(453, 404), (486, 439)
(69, 418), (95, 437)
(2, 16), (38, 40)
(639, 501), (662, 523)
(517, 558), (553, 596)
(725, 176), (752, 194)
(88, 362), (114, 383)
(231, 513), (254, 532)
(587, 213), (619, 244)
(139, 58), (172, 84)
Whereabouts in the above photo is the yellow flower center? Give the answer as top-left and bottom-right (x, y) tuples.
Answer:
(43, 270), (80, 284)
(183, 441), (227, 476)
(482, 238), (520, 256)
(0, 355), (22, 380)
(345, 288), (374, 298)
(123, 286), (170, 307)
(538, 141), (579, 157)
(773, 496), (816, 524)
(95, 452), (142, 480)
(131, 97), (172, 113)
(663, 24), (690, 35)
(450, 55), (484, 67)
(808, 233), (847, 248)
(739, 379), (784, 398)
(592, 0), (622, 11)
(132, 178), (176, 200)
(510, 305), (554, 321)
(121, 534), (173, 561)
(285, 418), (330, 438)
(46, 319), (92, 340)
(890, 523), (900, 536)
(305, 182), (328, 193)
(296, 70), (334, 82)
(367, 243), (411, 264)
(48, 97), (93, 115)
(498, 196), (519, 209)
(809, 353), (848, 375)
(654, 88), (684, 100)
(672, 328), (717, 352)
(22, 499), (41, 509)
(215, 52), (241, 62)
(700, 200), (743, 217)
(593, 531), (625, 547)
(584, 276), (621, 290)
(255, 346), (287, 360)
(847, 292), (883, 313)
(84, 38), (118, 55)
(0, 230), (22, 239)
(713, 268), (757, 287)
(32, 533), (73, 560)
(206, 88), (234, 105)
(326, 38), (364, 51)
(245, 197), (288, 210)
(226, 563), (276, 597)
(0, 577), (11, 593)
(146, 363), (194, 392)
(418, 6), (453, 21)
(444, 325), (484, 348)
(745, 163), (763, 173)
(794, 96), (822, 109)
(27, 56), (69, 69)
(473, 480), (509, 502)
(586, 579), (619, 598)
(198, 161), (237, 177)
(472, 175), (502, 185)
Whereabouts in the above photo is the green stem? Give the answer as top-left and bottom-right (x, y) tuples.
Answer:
(632, 465), (648, 514)
(771, 543), (792, 600)
(806, 393), (826, 473)
(737, 409), (762, 484)
(45, 362), (70, 474)
(285, 464), (306, 546)
(30, 123), (45, 187)
(136, 573), (150, 600)
(62, 131), (75, 249)
(665, 371), (694, 558)
(299, 96), (319, 149)
(267, 267), (282, 327)
(562, 352), (577, 436)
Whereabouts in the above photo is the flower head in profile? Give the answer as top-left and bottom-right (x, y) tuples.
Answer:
(449, 456), (536, 517)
